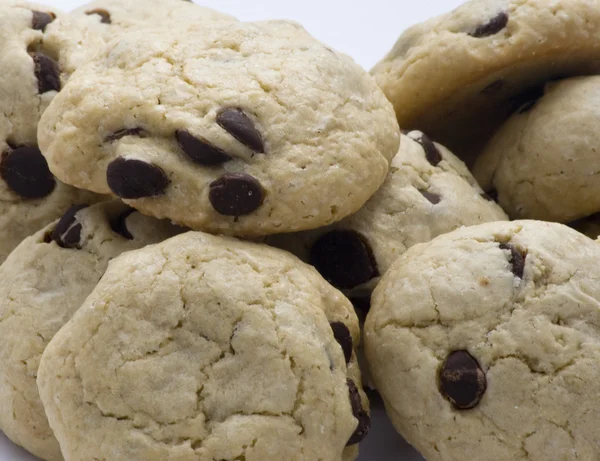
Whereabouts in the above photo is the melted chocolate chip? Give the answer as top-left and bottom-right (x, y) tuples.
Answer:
(208, 173), (264, 216)
(481, 189), (498, 202)
(419, 189), (441, 204)
(51, 204), (88, 249)
(31, 11), (55, 31)
(412, 133), (442, 166)
(499, 243), (526, 278)
(176, 130), (231, 165)
(110, 207), (136, 240)
(105, 128), (146, 142)
(106, 158), (169, 199)
(216, 108), (264, 153)
(85, 8), (111, 24)
(438, 350), (487, 410)
(32, 53), (61, 93)
(310, 230), (379, 290)
(330, 322), (353, 364)
(0, 146), (56, 199)
(470, 12), (509, 38)
(346, 379), (370, 445)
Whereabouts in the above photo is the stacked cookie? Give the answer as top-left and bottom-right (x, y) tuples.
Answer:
(366, 0), (600, 459)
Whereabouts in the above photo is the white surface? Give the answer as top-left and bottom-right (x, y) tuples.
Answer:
(0, 0), (463, 459)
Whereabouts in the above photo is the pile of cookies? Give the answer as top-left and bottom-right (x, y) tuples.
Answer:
(1, 0), (599, 460)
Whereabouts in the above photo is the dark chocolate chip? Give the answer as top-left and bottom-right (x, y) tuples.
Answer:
(481, 189), (498, 202)
(110, 207), (136, 240)
(51, 204), (88, 249)
(470, 12), (509, 38)
(412, 133), (442, 166)
(481, 79), (506, 95)
(32, 53), (61, 93)
(438, 350), (486, 410)
(106, 158), (169, 199)
(346, 379), (370, 446)
(0, 146), (56, 199)
(419, 189), (441, 204)
(105, 128), (146, 142)
(176, 130), (231, 165)
(208, 173), (264, 216)
(31, 11), (55, 31)
(85, 8), (111, 24)
(330, 322), (353, 364)
(499, 243), (526, 278)
(216, 108), (264, 153)
(310, 230), (379, 290)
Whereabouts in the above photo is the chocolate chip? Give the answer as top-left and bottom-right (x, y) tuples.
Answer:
(350, 295), (371, 314)
(85, 8), (111, 24)
(31, 11), (55, 31)
(216, 108), (264, 153)
(110, 207), (136, 240)
(481, 189), (498, 202)
(481, 79), (506, 95)
(208, 173), (264, 216)
(470, 12), (509, 38)
(32, 53), (61, 93)
(499, 243), (526, 278)
(106, 158), (169, 199)
(105, 128), (146, 142)
(330, 322), (353, 364)
(411, 133), (442, 166)
(438, 350), (486, 410)
(0, 146), (56, 199)
(310, 230), (379, 290)
(419, 189), (441, 204)
(176, 130), (231, 165)
(346, 379), (370, 445)
(51, 204), (88, 249)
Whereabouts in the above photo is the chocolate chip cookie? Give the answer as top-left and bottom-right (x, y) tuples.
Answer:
(366, 220), (600, 460)
(37, 232), (368, 461)
(267, 131), (507, 308)
(0, 200), (182, 461)
(74, 0), (235, 39)
(372, 0), (600, 165)
(38, 21), (400, 236)
(0, 2), (104, 262)
(474, 76), (600, 223)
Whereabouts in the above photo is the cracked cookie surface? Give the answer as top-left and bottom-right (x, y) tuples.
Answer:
(474, 76), (600, 223)
(37, 231), (368, 461)
(0, 1), (104, 262)
(38, 21), (400, 236)
(372, 0), (600, 165)
(0, 200), (182, 461)
(267, 132), (507, 307)
(73, 0), (235, 39)
(365, 220), (600, 461)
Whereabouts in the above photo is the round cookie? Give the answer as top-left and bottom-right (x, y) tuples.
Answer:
(365, 220), (600, 460)
(73, 0), (235, 39)
(37, 232), (369, 461)
(0, 201), (183, 461)
(37, 21), (400, 237)
(0, 1), (104, 262)
(267, 131), (507, 309)
(372, 0), (600, 165)
(474, 76), (600, 222)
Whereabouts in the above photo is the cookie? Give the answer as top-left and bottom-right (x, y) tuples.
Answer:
(73, 0), (235, 38)
(37, 232), (369, 461)
(0, 1), (104, 262)
(267, 131), (507, 309)
(0, 201), (183, 461)
(365, 220), (600, 460)
(474, 76), (600, 223)
(569, 213), (600, 240)
(372, 0), (600, 165)
(37, 21), (400, 236)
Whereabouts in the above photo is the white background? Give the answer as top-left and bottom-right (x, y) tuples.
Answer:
(1, 0), (463, 460)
